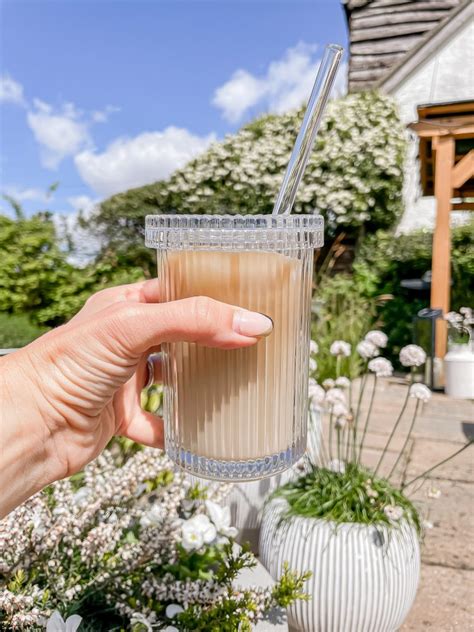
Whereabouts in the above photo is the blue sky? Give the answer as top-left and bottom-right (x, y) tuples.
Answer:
(0, 0), (348, 218)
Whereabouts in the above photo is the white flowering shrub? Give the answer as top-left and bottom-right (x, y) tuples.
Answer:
(0, 448), (308, 631)
(97, 91), (406, 254)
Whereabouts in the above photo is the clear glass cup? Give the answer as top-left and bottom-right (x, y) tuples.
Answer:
(145, 214), (323, 480)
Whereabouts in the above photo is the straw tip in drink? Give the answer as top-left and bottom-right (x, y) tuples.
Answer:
(328, 44), (344, 54)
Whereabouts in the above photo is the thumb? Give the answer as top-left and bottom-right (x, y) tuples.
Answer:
(92, 295), (273, 357)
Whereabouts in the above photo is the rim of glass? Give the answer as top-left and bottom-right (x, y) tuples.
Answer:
(145, 213), (324, 230)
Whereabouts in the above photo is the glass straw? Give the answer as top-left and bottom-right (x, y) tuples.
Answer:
(272, 44), (344, 216)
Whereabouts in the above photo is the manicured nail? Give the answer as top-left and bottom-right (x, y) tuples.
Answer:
(233, 310), (273, 337)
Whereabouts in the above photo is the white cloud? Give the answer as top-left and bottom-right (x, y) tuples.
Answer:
(75, 126), (215, 197)
(212, 42), (347, 123)
(2, 185), (48, 203)
(27, 99), (91, 169)
(67, 195), (98, 215)
(91, 105), (121, 123)
(0, 74), (25, 106)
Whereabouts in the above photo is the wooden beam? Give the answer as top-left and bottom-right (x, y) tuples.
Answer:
(431, 136), (455, 358)
(451, 201), (474, 211)
(413, 124), (474, 138)
(452, 150), (474, 189)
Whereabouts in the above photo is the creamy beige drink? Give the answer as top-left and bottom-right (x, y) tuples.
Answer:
(159, 250), (308, 463)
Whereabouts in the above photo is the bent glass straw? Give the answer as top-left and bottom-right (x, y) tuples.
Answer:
(272, 44), (344, 216)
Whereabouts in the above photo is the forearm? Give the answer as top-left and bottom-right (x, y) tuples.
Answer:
(0, 352), (61, 518)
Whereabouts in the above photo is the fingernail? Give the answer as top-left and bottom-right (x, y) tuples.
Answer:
(233, 310), (273, 337)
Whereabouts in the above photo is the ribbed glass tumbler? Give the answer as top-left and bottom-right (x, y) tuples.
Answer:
(145, 214), (323, 481)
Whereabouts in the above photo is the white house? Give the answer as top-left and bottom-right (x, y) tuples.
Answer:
(343, 0), (474, 232)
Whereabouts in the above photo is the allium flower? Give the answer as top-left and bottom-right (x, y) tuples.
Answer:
(310, 340), (319, 355)
(328, 459), (346, 474)
(334, 415), (347, 429)
(330, 340), (351, 357)
(383, 505), (404, 521)
(332, 401), (349, 419)
(309, 384), (325, 406)
(46, 611), (82, 632)
(427, 487), (442, 499)
(335, 376), (351, 389)
(399, 344), (426, 367)
(325, 388), (346, 406)
(368, 357), (393, 377)
(166, 604), (185, 618)
(364, 330), (388, 348)
(409, 383), (432, 403)
(309, 357), (317, 372)
(322, 378), (335, 390)
(181, 514), (217, 551)
(205, 500), (238, 538)
(356, 340), (378, 359)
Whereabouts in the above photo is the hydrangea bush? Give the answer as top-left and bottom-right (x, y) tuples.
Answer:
(0, 449), (308, 631)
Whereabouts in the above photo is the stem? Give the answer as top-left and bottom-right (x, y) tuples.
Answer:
(373, 387), (411, 477)
(402, 441), (473, 490)
(347, 371), (368, 463)
(387, 400), (419, 481)
(328, 411), (334, 461)
(336, 355), (341, 379)
(337, 427), (341, 462)
(358, 375), (378, 464)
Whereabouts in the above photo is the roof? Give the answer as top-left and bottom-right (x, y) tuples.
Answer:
(343, 0), (464, 91)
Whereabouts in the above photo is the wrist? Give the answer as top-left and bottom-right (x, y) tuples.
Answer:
(0, 351), (63, 517)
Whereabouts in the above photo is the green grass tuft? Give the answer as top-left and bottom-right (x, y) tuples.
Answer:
(272, 462), (422, 535)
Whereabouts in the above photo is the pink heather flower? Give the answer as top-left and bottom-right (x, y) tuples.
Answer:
(330, 340), (351, 357)
(399, 344), (426, 367)
(409, 383), (432, 403)
(356, 340), (378, 359)
(365, 330), (388, 348)
(368, 357), (393, 377)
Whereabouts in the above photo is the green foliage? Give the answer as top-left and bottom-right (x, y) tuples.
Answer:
(273, 463), (421, 534)
(354, 220), (474, 357)
(92, 91), (406, 269)
(311, 275), (377, 381)
(0, 313), (49, 348)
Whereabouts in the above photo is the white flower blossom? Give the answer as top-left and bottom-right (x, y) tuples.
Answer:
(368, 357), (393, 377)
(140, 505), (165, 529)
(310, 340), (319, 355)
(328, 459), (346, 474)
(325, 388), (346, 407)
(444, 311), (463, 323)
(335, 376), (351, 389)
(205, 501), (238, 538)
(364, 330), (388, 348)
(356, 340), (379, 359)
(422, 520), (434, 530)
(383, 505), (404, 521)
(409, 383), (432, 403)
(399, 344), (426, 367)
(181, 514), (217, 551)
(309, 357), (317, 372)
(330, 340), (351, 357)
(332, 402), (349, 420)
(46, 611), (82, 632)
(309, 384), (325, 406)
(166, 604), (185, 618)
(334, 415), (348, 429)
(322, 378), (335, 390)
(130, 613), (153, 631)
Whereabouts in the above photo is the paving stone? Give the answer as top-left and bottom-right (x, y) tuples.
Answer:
(401, 565), (474, 631)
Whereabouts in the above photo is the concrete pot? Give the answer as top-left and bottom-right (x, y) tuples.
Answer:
(260, 498), (420, 632)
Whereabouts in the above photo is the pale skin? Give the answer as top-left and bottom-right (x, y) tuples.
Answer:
(0, 279), (273, 517)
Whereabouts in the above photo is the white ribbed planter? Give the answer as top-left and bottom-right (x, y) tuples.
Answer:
(260, 498), (420, 632)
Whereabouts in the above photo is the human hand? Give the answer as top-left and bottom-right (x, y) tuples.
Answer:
(0, 280), (273, 516)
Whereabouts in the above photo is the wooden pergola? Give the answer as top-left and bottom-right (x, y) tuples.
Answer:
(409, 100), (474, 358)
